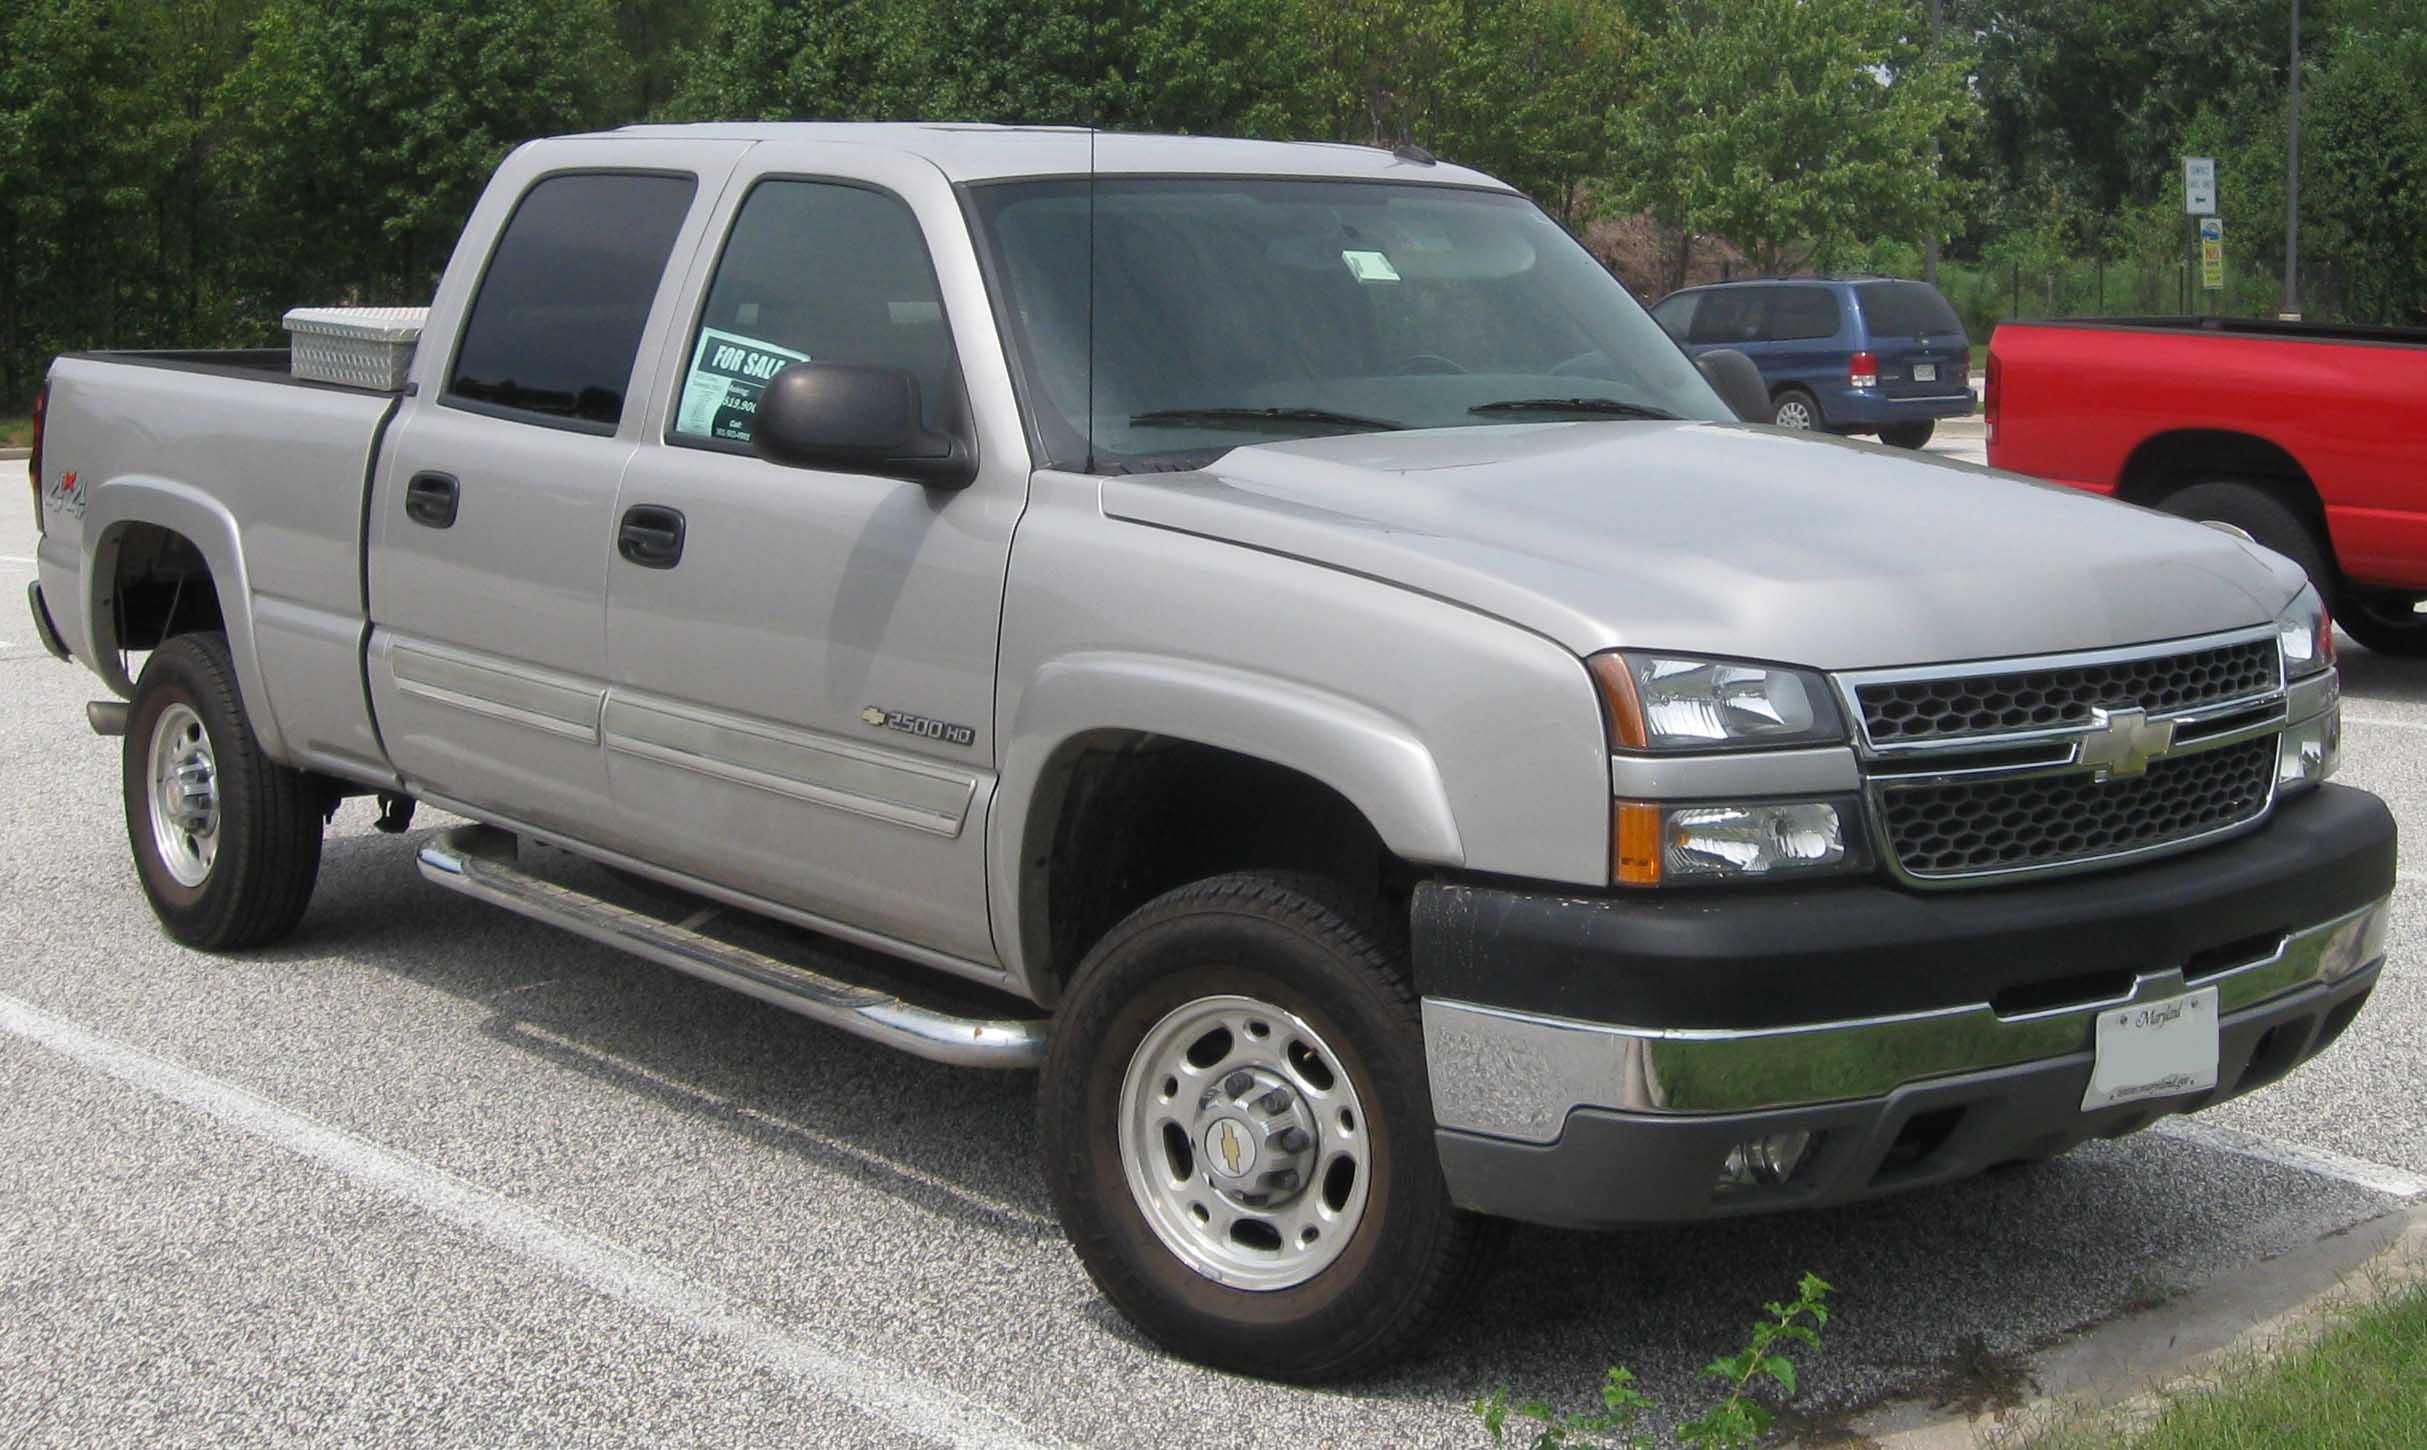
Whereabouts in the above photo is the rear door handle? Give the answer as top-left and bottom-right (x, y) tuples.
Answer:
(617, 504), (686, 569)
(404, 472), (459, 528)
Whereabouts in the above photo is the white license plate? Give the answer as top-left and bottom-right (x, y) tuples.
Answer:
(1912, 362), (1938, 382)
(2082, 988), (2218, 1111)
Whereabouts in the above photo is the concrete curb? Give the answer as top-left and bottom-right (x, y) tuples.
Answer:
(0, 448), (28, 462)
(1844, 1203), (2427, 1448)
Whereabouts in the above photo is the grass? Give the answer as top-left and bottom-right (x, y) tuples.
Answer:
(2005, 1278), (2427, 1450)
(0, 416), (27, 449)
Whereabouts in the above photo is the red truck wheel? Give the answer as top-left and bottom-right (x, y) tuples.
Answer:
(2339, 592), (2427, 656)
(2159, 481), (2334, 602)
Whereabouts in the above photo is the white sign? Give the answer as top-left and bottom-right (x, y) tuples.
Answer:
(2184, 157), (2217, 215)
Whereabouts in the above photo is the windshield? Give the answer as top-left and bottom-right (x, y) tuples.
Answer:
(967, 177), (1732, 471)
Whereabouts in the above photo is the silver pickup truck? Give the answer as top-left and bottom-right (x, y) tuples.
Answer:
(25, 124), (2396, 1382)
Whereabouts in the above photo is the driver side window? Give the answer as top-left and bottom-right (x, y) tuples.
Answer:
(672, 179), (955, 447)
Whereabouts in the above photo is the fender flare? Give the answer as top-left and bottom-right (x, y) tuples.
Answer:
(987, 651), (1464, 998)
(79, 475), (289, 763)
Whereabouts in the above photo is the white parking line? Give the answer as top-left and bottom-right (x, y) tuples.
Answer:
(0, 992), (1070, 1450)
(2153, 1117), (2427, 1200)
(0, 554), (34, 565)
(2345, 713), (2427, 733)
(510, 1022), (1061, 1233)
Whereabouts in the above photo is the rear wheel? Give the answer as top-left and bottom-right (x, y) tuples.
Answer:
(1880, 420), (1935, 449)
(2338, 589), (2427, 656)
(124, 632), (324, 949)
(1771, 388), (1822, 430)
(1039, 872), (1494, 1381)
(2157, 481), (2335, 601)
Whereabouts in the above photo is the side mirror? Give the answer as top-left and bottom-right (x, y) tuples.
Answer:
(1695, 348), (1773, 424)
(752, 362), (977, 489)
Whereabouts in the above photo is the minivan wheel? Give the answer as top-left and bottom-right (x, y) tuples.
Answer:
(1771, 388), (1821, 430)
(1039, 872), (1495, 1382)
(124, 632), (325, 949)
(1880, 420), (1935, 449)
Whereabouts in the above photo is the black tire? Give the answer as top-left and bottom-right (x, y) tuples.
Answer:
(2157, 481), (2335, 601)
(1879, 419), (1935, 449)
(1771, 387), (1823, 431)
(123, 632), (324, 949)
(2337, 589), (2427, 657)
(1039, 872), (1496, 1382)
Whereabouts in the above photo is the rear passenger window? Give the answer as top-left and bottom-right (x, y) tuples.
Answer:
(673, 180), (955, 448)
(1688, 288), (1771, 345)
(1769, 288), (1842, 341)
(446, 172), (698, 431)
(1651, 292), (1699, 341)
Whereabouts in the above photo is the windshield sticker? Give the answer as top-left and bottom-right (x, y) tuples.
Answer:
(676, 327), (811, 442)
(1341, 249), (1402, 284)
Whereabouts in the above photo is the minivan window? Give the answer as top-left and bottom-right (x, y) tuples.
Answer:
(1687, 288), (1769, 345)
(673, 180), (955, 448)
(447, 172), (697, 430)
(1857, 281), (1963, 338)
(1651, 291), (1698, 341)
(1769, 288), (1842, 342)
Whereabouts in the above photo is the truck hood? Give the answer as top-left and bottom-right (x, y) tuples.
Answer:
(1099, 422), (2302, 671)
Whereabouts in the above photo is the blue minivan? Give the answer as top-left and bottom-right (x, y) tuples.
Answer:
(1651, 277), (1974, 447)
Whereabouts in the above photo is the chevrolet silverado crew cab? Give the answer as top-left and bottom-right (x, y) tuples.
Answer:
(25, 125), (2396, 1382)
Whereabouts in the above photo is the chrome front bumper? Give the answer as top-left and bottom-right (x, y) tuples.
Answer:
(1423, 895), (2391, 1144)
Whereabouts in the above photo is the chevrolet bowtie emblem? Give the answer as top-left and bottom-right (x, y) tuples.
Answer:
(2079, 705), (2177, 780)
(1216, 1121), (1244, 1176)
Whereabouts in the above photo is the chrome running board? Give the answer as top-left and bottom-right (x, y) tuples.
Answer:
(416, 825), (1047, 1068)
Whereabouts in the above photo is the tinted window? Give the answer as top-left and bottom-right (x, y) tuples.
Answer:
(1687, 288), (1770, 344)
(674, 180), (955, 446)
(1652, 292), (1699, 341)
(1769, 287), (1843, 341)
(1857, 281), (1964, 338)
(447, 172), (697, 429)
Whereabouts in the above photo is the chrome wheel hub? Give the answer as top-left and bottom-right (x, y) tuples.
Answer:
(1118, 993), (1370, 1290)
(147, 702), (219, 888)
(1775, 400), (1813, 429)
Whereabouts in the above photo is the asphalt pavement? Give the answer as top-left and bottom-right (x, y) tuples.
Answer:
(2, 461), (2420, 1448)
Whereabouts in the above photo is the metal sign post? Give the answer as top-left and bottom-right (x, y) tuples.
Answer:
(2185, 158), (2218, 315)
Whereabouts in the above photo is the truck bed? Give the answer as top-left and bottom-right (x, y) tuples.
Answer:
(36, 349), (400, 782)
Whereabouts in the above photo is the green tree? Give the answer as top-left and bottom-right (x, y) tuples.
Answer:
(1614, 0), (1972, 286)
(213, 0), (633, 310)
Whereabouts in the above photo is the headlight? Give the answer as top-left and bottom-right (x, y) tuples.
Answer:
(2276, 583), (2335, 678)
(1588, 652), (1846, 751)
(1615, 797), (1861, 886)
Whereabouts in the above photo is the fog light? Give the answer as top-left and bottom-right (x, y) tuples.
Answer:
(1717, 1130), (1813, 1190)
(2319, 901), (2390, 984)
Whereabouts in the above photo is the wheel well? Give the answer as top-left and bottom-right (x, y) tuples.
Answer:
(102, 522), (223, 652)
(1024, 733), (1398, 1001)
(2115, 430), (2329, 546)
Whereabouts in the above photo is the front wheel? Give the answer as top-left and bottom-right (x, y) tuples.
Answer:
(1039, 873), (1494, 1381)
(124, 632), (325, 949)
(2157, 480), (2334, 601)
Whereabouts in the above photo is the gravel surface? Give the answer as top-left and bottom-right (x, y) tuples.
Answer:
(2, 474), (2418, 1447)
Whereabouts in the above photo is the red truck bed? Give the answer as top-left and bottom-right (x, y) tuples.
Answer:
(1986, 316), (2427, 652)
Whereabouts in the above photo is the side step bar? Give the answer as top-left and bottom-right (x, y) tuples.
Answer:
(416, 825), (1048, 1068)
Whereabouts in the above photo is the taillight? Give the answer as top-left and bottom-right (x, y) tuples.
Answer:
(26, 382), (44, 534)
(1984, 352), (2001, 447)
(1848, 351), (1879, 389)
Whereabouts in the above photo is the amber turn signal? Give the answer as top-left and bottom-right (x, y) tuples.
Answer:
(1614, 801), (1663, 886)
(1588, 653), (1649, 751)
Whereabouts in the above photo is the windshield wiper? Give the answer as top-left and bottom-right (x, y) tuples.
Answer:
(1468, 398), (1682, 420)
(1128, 406), (1408, 434)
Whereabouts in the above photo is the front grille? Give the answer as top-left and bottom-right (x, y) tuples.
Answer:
(1857, 638), (2278, 746)
(1878, 737), (2276, 880)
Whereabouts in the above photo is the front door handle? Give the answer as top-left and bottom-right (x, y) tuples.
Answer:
(617, 504), (686, 569)
(404, 471), (459, 528)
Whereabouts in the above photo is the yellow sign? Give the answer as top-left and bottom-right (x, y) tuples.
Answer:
(2199, 217), (2225, 291)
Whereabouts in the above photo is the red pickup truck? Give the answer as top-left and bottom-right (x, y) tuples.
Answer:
(1987, 316), (2427, 655)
